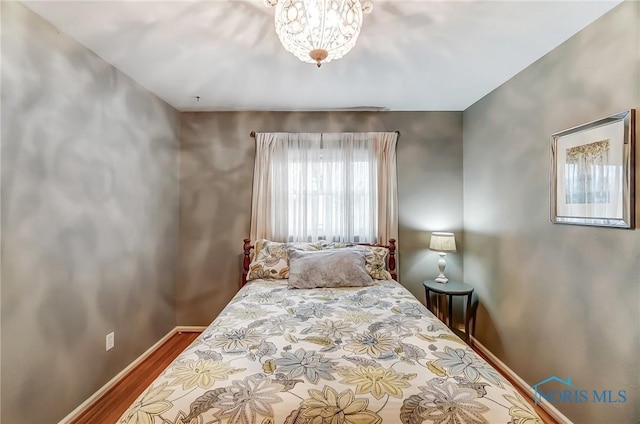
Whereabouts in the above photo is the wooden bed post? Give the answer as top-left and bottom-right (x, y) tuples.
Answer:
(388, 238), (397, 281)
(242, 238), (252, 287)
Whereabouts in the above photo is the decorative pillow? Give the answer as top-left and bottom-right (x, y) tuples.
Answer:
(355, 245), (393, 280)
(246, 239), (289, 281)
(287, 248), (374, 289)
(246, 240), (328, 281)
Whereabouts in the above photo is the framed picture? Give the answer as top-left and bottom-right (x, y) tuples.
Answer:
(550, 110), (635, 228)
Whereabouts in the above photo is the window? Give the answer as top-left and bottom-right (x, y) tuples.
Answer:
(250, 132), (398, 245)
(285, 146), (375, 242)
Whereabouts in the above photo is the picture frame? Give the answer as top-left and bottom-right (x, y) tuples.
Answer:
(550, 110), (635, 228)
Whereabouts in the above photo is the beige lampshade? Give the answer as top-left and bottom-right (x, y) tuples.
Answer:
(429, 232), (456, 253)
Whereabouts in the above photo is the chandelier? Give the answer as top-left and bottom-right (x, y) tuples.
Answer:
(266, 0), (373, 67)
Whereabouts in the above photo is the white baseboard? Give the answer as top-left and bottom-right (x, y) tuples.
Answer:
(59, 326), (204, 424)
(471, 336), (573, 424)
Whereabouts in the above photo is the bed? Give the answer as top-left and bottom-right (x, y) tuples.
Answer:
(119, 239), (542, 424)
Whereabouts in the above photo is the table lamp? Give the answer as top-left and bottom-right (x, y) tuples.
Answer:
(429, 232), (456, 283)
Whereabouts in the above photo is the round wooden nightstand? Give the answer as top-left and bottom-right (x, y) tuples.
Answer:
(423, 279), (477, 342)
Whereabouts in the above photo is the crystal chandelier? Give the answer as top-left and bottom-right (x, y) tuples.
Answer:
(266, 0), (373, 67)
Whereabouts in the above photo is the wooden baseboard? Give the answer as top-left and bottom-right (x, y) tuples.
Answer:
(58, 326), (203, 424)
(175, 325), (207, 332)
(470, 336), (573, 424)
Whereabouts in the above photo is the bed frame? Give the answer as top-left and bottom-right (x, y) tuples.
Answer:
(242, 238), (396, 286)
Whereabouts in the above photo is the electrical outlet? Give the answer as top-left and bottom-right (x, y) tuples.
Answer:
(106, 332), (115, 351)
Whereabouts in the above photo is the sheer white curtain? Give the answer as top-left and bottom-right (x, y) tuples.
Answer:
(250, 132), (398, 244)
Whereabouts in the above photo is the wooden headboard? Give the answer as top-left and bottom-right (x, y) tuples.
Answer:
(242, 238), (397, 287)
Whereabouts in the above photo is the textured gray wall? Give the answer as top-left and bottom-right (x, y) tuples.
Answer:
(179, 111), (463, 325)
(1, 3), (180, 423)
(463, 2), (639, 422)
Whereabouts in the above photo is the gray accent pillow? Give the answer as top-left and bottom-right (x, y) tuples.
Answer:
(287, 248), (374, 289)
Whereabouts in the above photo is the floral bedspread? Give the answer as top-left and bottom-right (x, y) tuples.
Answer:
(119, 280), (541, 424)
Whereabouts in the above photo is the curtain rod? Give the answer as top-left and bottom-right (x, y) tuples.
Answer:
(250, 130), (400, 138)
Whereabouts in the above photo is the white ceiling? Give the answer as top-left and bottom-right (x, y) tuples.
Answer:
(23, 0), (621, 111)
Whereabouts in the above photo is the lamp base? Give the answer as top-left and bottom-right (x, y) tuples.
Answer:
(435, 252), (448, 283)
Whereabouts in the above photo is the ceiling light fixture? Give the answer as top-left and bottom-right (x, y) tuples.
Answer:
(266, 0), (373, 67)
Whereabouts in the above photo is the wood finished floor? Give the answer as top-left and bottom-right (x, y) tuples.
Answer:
(471, 345), (559, 424)
(74, 330), (558, 424)
(72, 331), (200, 424)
